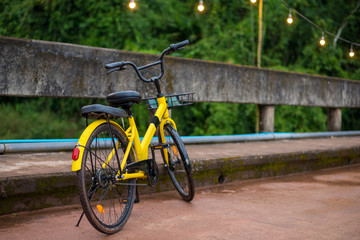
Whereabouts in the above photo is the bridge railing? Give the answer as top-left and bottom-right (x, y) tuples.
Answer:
(1, 36), (360, 133)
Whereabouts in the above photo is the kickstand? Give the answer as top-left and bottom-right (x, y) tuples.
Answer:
(134, 186), (140, 203)
(76, 211), (85, 227)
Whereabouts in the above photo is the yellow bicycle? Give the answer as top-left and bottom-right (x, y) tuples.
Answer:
(71, 40), (195, 234)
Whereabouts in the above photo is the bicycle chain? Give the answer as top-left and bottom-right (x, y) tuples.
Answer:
(115, 182), (148, 186)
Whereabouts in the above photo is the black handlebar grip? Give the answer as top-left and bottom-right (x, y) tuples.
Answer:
(170, 40), (190, 51)
(105, 61), (125, 69)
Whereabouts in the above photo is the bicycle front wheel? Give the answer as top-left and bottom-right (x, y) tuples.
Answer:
(77, 122), (135, 234)
(159, 124), (195, 202)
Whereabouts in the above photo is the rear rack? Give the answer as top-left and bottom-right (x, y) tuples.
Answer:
(145, 92), (195, 110)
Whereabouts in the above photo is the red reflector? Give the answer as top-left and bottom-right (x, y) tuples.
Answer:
(72, 148), (80, 160)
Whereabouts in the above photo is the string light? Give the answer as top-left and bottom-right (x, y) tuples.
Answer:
(197, 0), (205, 12)
(349, 45), (355, 57)
(129, 0), (136, 9)
(320, 32), (326, 46)
(124, 0), (358, 60)
(280, 0), (359, 59)
(287, 8), (293, 24)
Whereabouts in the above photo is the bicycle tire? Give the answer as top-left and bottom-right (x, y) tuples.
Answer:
(77, 123), (135, 234)
(159, 124), (195, 202)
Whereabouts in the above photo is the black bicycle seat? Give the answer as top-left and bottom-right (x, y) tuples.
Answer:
(81, 104), (128, 119)
(107, 91), (142, 110)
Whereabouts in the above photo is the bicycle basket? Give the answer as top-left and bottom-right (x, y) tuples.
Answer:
(145, 92), (195, 110)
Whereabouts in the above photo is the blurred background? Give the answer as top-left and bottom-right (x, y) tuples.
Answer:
(0, 0), (359, 139)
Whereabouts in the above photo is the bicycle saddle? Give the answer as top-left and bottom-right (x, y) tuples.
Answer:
(107, 91), (142, 110)
(81, 104), (128, 119)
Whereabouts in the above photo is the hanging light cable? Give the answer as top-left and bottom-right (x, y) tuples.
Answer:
(129, 0), (136, 9)
(287, 8), (293, 24)
(320, 32), (326, 46)
(280, 0), (360, 50)
(197, 0), (205, 12)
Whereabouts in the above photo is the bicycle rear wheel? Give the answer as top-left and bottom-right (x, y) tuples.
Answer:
(159, 124), (195, 202)
(77, 123), (135, 234)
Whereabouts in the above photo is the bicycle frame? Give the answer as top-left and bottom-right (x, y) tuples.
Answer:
(72, 95), (177, 181)
(73, 40), (190, 177)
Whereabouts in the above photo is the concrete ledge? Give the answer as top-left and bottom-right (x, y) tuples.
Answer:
(1, 145), (359, 215)
(0, 173), (78, 214)
(192, 147), (360, 187)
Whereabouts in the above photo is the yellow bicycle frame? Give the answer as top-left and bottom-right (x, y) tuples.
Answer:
(72, 95), (177, 181)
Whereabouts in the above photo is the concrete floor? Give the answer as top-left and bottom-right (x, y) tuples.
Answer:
(1, 164), (359, 240)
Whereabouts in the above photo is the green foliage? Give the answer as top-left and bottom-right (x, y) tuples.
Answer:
(0, 97), (88, 139)
(342, 108), (360, 131)
(1, 0), (358, 76)
(0, 0), (359, 139)
(131, 103), (150, 136)
(0, 0), (201, 52)
(274, 105), (327, 132)
(172, 103), (256, 136)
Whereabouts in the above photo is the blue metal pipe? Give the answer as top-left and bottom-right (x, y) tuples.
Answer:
(181, 131), (360, 144)
(1, 131), (360, 154)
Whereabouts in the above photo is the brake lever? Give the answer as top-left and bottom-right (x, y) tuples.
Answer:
(166, 47), (184, 56)
(106, 66), (127, 74)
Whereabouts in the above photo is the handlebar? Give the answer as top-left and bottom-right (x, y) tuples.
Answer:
(169, 40), (190, 53)
(105, 40), (190, 83)
(105, 61), (125, 69)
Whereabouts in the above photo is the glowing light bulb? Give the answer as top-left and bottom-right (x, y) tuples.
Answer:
(251, 0), (257, 3)
(349, 45), (355, 57)
(320, 32), (326, 46)
(287, 9), (293, 24)
(319, 38), (325, 46)
(129, 0), (136, 9)
(197, 0), (204, 12)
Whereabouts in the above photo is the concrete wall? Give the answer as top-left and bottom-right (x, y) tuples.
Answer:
(1, 36), (360, 108)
